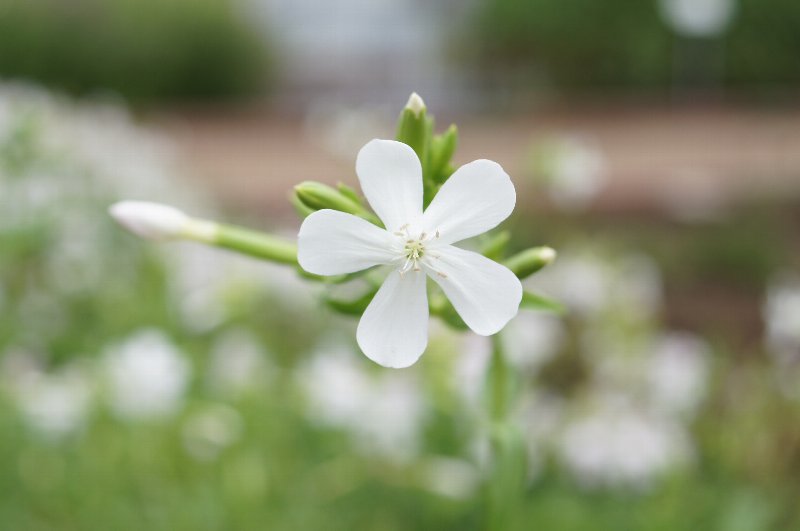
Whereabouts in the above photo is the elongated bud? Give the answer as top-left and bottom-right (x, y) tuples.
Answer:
(429, 124), (458, 184)
(481, 230), (511, 261)
(293, 181), (381, 225)
(110, 200), (297, 265)
(396, 92), (431, 167)
(110, 201), (194, 241)
(294, 181), (362, 214)
(504, 246), (557, 279)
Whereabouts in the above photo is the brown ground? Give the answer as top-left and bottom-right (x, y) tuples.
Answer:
(153, 103), (800, 219)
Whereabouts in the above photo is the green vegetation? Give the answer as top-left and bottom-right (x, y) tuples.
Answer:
(469, 0), (800, 90)
(0, 0), (269, 104)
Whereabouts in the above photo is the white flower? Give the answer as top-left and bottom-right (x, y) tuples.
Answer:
(297, 139), (522, 368)
(560, 406), (691, 490)
(659, 0), (736, 38)
(104, 329), (190, 419)
(646, 332), (710, 417)
(300, 344), (426, 462)
(6, 361), (92, 438)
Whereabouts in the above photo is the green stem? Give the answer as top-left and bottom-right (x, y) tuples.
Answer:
(213, 224), (298, 265)
(484, 333), (526, 531)
(488, 333), (511, 422)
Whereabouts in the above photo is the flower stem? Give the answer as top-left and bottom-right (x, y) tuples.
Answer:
(484, 333), (526, 530)
(212, 223), (298, 265)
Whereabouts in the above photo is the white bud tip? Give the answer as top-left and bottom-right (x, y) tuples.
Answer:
(405, 92), (426, 116)
(538, 247), (557, 263)
(109, 201), (189, 241)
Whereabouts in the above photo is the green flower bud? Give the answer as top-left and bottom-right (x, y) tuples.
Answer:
(290, 191), (316, 218)
(429, 124), (458, 184)
(504, 246), (557, 279)
(294, 181), (363, 213)
(396, 92), (431, 173)
(294, 181), (382, 226)
(481, 230), (511, 261)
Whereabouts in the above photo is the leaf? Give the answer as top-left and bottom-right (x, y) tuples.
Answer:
(520, 291), (566, 315)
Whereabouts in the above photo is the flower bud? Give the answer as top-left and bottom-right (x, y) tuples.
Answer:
(109, 201), (191, 241)
(396, 92), (431, 174)
(405, 92), (426, 117)
(429, 124), (458, 184)
(504, 246), (557, 279)
(294, 181), (362, 214)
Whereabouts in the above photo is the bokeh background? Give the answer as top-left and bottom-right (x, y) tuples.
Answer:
(1, 0), (800, 529)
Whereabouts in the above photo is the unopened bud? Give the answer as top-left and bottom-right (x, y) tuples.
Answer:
(405, 92), (426, 117)
(504, 246), (557, 279)
(294, 181), (362, 214)
(396, 93), (431, 197)
(109, 201), (191, 241)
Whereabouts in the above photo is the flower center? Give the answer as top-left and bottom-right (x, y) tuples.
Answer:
(394, 225), (446, 278)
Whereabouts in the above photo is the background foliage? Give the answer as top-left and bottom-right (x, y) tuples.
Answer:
(0, 0), (269, 104)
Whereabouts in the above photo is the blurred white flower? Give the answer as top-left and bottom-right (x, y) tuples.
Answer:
(454, 334), (492, 408)
(560, 404), (691, 490)
(659, 0), (737, 38)
(542, 137), (606, 211)
(207, 328), (269, 396)
(529, 250), (662, 321)
(182, 405), (244, 461)
(764, 274), (800, 360)
(615, 254), (663, 319)
(1, 351), (92, 438)
(300, 344), (426, 462)
(104, 329), (190, 420)
(418, 456), (480, 500)
(503, 312), (565, 372)
(529, 252), (610, 315)
(298, 139), (522, 367)
(646, 332), (710, 416)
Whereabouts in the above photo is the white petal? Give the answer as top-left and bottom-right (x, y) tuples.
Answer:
(356, 139), (423, 232)
(429, 245), (522, 336)
(422, 159), (515, 244)
(297, 209), (395, 276)
(357, 271), (429, 368)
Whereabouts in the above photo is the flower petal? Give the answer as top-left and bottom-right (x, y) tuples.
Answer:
(297, 209), (395, 275)
(429, 245), (522, 336)
(422, 159), (515, 244)
(356, 139), (423, 232)
(357, 271), (429, 368)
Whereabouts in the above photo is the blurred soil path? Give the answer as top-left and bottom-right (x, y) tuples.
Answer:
(152, 105), (800, 219)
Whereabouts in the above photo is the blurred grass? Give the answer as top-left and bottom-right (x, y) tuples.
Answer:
(468, 0), (800, 92)
(0, 0), (269, 104)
